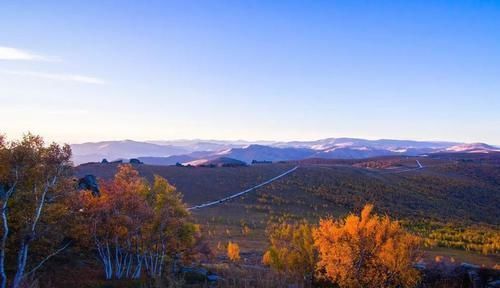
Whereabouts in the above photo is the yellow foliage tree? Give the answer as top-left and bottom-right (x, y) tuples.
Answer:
(262, 250), (272, 266)
(313, 204), (421, 288)
(263, 221), (315, 282)
(0, 134), (73, 288)
(227, 241), (240, 262)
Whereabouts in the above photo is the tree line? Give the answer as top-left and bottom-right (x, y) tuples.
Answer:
(0, 134), (198, 288)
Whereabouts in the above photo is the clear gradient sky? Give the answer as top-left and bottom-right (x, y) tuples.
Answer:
(0, 1), (499, 144)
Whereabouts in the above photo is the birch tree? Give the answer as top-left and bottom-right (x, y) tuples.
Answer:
(75, 165), (196, 281)
(141, 175), (197, 278)
(0, 134), (73, 288)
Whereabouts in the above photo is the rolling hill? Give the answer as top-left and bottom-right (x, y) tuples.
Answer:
(71, 140), (189, 164)
(71, 137), (500, 166)
(76, 152), (500, 225)
(75, 152), (500, 266)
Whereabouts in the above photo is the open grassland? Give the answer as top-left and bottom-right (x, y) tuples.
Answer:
(76, 153), (500, 267)
(76, 162), (296, 204)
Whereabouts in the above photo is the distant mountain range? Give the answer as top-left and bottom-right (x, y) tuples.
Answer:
(70, 138), (500, 165)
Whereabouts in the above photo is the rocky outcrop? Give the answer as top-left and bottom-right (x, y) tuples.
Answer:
(77, 175), (100, 196)
(129, 158), (143, 164)
(417, 261), (500, 288)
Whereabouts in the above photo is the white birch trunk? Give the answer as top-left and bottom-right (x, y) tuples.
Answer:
(0, 173), (17, 288)
(11, 175), (56, 288)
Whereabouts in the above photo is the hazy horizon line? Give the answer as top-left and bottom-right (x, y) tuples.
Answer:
(3, 132), (498, 147)
(69, 136), (494, 146)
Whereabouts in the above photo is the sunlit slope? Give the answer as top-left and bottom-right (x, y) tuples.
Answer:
(76, 153), (500, 226)
(75, 162), (296, 204)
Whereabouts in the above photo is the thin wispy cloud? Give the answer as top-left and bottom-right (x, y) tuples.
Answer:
(0, 46), (55, 61)
(1, 70), (106, 84)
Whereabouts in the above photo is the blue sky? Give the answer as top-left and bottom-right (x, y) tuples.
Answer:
(0, 1), (499, 144)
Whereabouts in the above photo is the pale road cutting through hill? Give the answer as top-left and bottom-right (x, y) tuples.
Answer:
(416, 159), (423, 168)
(380, 160), (425, 174)
(187, 166), (299, 211)
(188, 160), (423, 210)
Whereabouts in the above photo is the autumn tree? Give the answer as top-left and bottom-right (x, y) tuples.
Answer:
(227, 241), (240, 262)
(141, 175), (198, 277)
(74, 165), (197, 280)
(74, 164), (148, 279)
(263, 221), (315, 283)
(313, 204), (421, 288)
(0, 134), (73, 288)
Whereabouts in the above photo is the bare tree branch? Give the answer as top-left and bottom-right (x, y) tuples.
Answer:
(23, 240), (72, 279)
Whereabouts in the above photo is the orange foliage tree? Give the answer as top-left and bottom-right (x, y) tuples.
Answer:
(74, 165), (197, 280)
(313, 204), (421, 288)
(227, 241), (240, 262)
